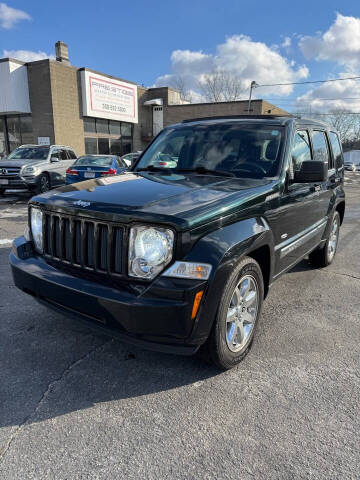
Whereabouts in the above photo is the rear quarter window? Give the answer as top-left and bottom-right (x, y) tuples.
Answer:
(328, 132), (343, 169)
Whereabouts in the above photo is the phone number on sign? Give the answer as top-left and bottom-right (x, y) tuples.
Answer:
(102, 104), (127, 113)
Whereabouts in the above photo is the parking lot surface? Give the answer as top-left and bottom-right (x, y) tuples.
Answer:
(0, 177), (359, 479)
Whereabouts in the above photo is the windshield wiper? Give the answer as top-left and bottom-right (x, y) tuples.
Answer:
(136, 165), (172, 173)
(175, 167), (235, 177)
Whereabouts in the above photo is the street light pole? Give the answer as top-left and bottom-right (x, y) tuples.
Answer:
(248, 81), (257, 114)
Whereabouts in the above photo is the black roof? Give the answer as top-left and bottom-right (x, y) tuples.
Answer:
(177, 115), (331, 129)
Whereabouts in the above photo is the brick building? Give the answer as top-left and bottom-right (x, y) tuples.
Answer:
(0, 42), (289, 158)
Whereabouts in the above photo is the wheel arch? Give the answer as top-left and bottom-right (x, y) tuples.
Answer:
(184, 217), (275, 344)
(335, 201), (345, 225)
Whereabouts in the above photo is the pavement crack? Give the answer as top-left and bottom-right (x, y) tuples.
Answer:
(319, 270), (360, 281)
(0, 338), (113, 463)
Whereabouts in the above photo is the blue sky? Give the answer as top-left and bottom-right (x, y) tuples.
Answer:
(1, 1), (360, 112)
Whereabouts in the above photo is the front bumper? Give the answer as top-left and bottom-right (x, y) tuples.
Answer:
(10, 236), (207, 355)
(0, 175), (38, 190)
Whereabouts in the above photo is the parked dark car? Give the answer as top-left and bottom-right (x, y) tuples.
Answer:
(0, 144), (77, 194)
(65, 155), (127, 184)
(10, 116), (345, 369)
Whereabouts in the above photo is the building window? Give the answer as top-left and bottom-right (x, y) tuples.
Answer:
(83, 117), (133, 156)
(109, 120), (121, 136)
(121, 123), (132, 137)
(110, 139), (122, 155)
(84, 117), (96, 133)
(96, 119), (109, 135)
(0, 118), (5, 158)
(84, 138), (97, 154)
(98, 138), (110, 154)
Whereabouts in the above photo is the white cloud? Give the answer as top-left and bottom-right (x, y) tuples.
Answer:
(296, 75), (360, 113)
(2, 49), (54, 62)
(281, 36), (291, 48)
(0, 2), (30, 29)
(155, 34), (308, 101)
(299, 13), (360, 69)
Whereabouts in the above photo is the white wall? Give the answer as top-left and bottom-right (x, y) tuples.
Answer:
(0, 60), (31, 114)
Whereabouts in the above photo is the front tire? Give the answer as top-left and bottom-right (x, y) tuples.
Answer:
(202, 256), (264, 370)
(309, 211), (340, 268)
(37, 173), (51, 194)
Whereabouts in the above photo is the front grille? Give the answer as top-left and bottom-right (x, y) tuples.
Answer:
(43, 212), (124, 275)
(0, 167), (21, 176)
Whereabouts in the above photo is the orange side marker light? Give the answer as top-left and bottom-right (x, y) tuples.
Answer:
(191, 291), (204, 320)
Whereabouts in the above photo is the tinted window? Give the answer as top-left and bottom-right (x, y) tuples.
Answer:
(291, 131), (311, 174)
(84, 118), (96, 133)
(8, 146), (50, 160)
(67, 150), (77, 159)
(311, 131), (330, 164)
(110, 139), (122, 155)
(85, 138), (97, 154)
(135, 124), (284, 178)
(74, 156), (113, 167)
(329, 132), (343, 169)
(109, 121), (121, 136)
(98, 138), (110, 154)
(60, 149), (68, 160)
(121, 123), (132, 137)
(96, 119), (109, 134)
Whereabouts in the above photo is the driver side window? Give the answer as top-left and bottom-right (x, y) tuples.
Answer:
(51, 149), (60, 159)
(290, 130), (312, 177)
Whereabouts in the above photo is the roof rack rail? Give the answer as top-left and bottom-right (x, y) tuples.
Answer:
(182, 114), (293, 123)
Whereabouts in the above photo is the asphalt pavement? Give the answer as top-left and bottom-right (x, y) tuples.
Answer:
(0, 177), (359, 479)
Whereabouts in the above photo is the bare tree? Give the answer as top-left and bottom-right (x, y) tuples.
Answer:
(199, 70), (245, 103)
(326, 110), (360, 143)
(168, 75), (193, 103)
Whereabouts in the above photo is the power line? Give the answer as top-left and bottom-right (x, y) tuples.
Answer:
(255, 76), (360, 88)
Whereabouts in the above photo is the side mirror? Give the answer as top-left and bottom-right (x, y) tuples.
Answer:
(50, 156), (59, 163)
(293, 161), (328, 183)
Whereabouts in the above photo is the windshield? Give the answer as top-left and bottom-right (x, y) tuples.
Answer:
(8, 147), (50, 161)
(135, 123), (284, 178)
(74, 155), (113, 167)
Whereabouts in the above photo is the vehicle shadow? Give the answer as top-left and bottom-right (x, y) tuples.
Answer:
(1, 246), (221, 430)
(0, 250), (324, 431)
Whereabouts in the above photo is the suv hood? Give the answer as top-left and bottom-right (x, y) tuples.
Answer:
(0, 159), (47, 168)
(33, 172), (277, 231)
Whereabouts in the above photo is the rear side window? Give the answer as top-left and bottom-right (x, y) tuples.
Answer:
(291, 130), (312, 174)
(117, 157), (127, 168)
(328, 132), (343, 169)
(311, 131), (330, 165)
(67, 150), (77, 160)
(59, 149), (68, 160)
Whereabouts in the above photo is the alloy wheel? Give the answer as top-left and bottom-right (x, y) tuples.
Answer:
(226, 275), (259, 352)
(328, 216), (339, 261)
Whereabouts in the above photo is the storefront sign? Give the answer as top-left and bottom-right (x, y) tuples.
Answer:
(38, 137), (50, 145)
(81, 70), (138, 124)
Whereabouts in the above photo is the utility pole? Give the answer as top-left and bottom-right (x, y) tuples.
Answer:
(248, 81), (258, 114)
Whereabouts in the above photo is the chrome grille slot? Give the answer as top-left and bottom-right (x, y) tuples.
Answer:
(43, 212), (124, 275)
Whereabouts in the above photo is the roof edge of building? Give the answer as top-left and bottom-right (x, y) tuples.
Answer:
(78, 67), (138, 86)
(166, 99), (264, 108)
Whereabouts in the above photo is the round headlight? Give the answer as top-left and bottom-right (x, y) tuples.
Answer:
(30, 207), (43, 252)
(129, 226), (174, 279)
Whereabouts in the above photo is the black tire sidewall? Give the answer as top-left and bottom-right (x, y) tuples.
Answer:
(211, 257), (264, 369)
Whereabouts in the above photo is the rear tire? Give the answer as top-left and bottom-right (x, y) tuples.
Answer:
(201, 256), (264, 370)
(309, 211), (340, 268)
